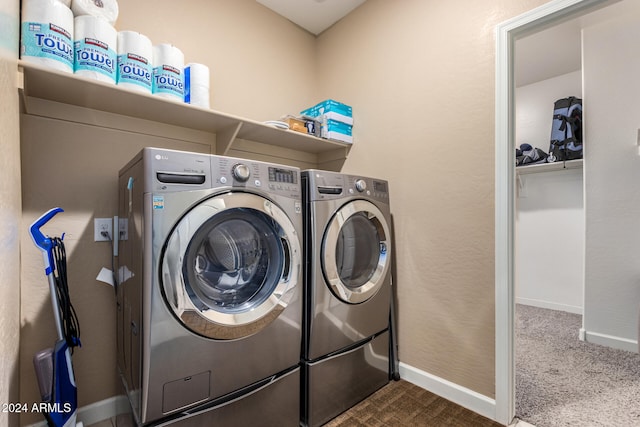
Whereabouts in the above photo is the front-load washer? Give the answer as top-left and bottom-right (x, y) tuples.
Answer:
(301, 169), (393, 427)
(117, 147), (303, 426)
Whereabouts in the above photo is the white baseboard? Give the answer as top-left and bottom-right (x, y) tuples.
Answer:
(580, 329), (638, 353)
(77, 395), (130, 425)
(516, 297), (583, 315)
(27, 395), (130, 427)
(398, 362), (497, 422)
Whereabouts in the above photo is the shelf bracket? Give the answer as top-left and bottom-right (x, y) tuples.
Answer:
(217, 122), (243, 156)
(317, 146), (350, 171)
(16, 65), (24, 91)
(516, 173), (527, 198)
(16, 65), (27, 113)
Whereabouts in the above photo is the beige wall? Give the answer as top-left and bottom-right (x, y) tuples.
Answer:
(15, 0), (555, 423)
(0, 0), (21, 426)
(117, 0), (319, 121)
(316, 0), (547, 397)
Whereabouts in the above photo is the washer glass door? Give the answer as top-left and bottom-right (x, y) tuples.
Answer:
(161, 192), (300, 340)
(322, 200), (391, 304)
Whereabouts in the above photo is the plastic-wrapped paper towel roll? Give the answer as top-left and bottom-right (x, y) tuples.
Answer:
(71, 0), (118, 25)
(0, 0), (19, 58)
(74, 15), (117, 83)
(117, 31), (152, 93)
(184, 63), (210, 108)
(152, 44), (184, 102)
(21, 0), (74, 73)
(56, 0), (72, 7)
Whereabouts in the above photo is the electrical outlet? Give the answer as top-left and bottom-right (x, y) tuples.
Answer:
(119, 217), (128, 240)
(94, 218), (113, 242)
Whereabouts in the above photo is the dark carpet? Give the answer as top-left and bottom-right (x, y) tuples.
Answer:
(324, 379), (502, 427)
(516, 304), (640, 426)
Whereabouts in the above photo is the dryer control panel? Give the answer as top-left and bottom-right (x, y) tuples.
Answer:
(303, 170), (389, 204)
(346, 175), (389, 201)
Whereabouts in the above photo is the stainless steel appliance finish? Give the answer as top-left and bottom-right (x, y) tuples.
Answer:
(153, 367), (300, 427)
(117, 147), (303, 425)
(304, 331), (390, 426)
(301, 169), (393, 427)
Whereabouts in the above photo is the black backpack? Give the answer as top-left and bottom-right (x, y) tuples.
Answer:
(548, 97), (582, 162)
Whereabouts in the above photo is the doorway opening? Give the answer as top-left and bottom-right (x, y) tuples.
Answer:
(494, 0), (638, 424)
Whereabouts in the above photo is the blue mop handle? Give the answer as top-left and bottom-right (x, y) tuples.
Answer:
(29, 207), (64, 276)
(29, 207), (66, 340)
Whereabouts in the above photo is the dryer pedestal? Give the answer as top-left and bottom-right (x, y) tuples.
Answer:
(302, 330), (390, 427)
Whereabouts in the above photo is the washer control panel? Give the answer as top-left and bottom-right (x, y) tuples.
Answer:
(211, 156), (300, 199)
(144, 147), (211, 192)
(232, 163), (251, 182)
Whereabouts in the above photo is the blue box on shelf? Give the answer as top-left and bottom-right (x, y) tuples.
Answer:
(301, 99), (353, 125)
(321, 119), (352, 144)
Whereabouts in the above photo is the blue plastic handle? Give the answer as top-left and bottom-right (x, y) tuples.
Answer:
(29, 207), (64, 275)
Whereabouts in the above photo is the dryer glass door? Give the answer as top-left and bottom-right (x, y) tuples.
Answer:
(322, 200), (391, 304)
(161, 193), (300, 340)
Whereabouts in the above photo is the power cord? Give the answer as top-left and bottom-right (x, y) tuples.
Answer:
(100, 230), (118, 293)
(51, 237), (81, 353)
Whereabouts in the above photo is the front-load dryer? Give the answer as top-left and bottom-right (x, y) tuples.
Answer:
(301, 169), (393, 427)
(117, 147), (302, 426)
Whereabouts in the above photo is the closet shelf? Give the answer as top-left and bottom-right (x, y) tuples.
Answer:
(17, 61), (350, 161)
(516, 159), (583, 175)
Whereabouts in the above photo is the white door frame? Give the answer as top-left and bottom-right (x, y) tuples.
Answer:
(494, 0), (614, 423)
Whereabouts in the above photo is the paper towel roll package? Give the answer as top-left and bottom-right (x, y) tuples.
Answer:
(152, 44), (184, 102)
(74, 15), (117, 83)
(0, 0), (19, 57)
(184, 62), (210, 108)
(117, 31), (153, 93)
(21, 0), (74, 73)
(57, 0), (72, 7)
(71, 0), (118, 25)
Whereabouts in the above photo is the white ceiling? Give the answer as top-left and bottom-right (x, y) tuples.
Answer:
(515, 21), (583, 87)
(256, 0), (366, 35)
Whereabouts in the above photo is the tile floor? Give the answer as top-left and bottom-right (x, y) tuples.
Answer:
(86, 381), (536, 426)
